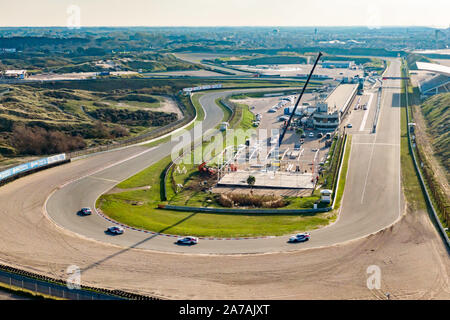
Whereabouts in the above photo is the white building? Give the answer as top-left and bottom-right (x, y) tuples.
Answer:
(3, 70), (27, 79)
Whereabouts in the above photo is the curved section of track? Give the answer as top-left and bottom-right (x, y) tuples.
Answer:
(1, 61), (449, 299)
(46, 62), (403, 254)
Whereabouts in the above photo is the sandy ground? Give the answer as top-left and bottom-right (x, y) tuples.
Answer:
(158, 96), (183, 118)
(433, 59), (450, 67)
(0, 103), (448, 300)
(239, 64), (363, 79)
(1, 164), (448, 300)
(109, 96), (182, 118)
(27, 71), (138, 81)
(142, 70), (225, 77)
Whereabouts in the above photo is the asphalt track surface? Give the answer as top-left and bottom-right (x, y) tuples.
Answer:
(1, 59), (449, 299)
(43, 61), (403, 254)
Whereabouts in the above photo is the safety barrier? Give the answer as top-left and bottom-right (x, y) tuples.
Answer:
(158, 204), (331, 214)
(0, 263), (158, 300)
(331, 133), (348, 209)
(0, 154), (69, 187)
(372, 87), (382, 133)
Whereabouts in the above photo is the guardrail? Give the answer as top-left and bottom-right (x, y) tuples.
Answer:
(331, 133), (348, 209)
(403, 61), (450, 250)
(159, 204), (331, 214)
(0, 263), (158, 300)
(0, 154), (69, 187)
(372, 87), (382, 133)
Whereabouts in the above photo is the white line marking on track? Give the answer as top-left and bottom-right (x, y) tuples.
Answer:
(353, 143), (399, 146)
(60, 147), (156, 188)
(87, 176), (120, 183)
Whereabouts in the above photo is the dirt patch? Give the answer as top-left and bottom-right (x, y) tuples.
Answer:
(157, 96), (182, 118)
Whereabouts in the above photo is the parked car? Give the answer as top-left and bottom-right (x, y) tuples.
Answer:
(317, 132), (323, 138)
(288, 232), (311, 243)
(347, 123), (353, 128)
(294, 143), (301, 151)
(107, 226), (124, 235)
(78, 207), (92, 216)
(308, 132), (314, 138)
(176, 236), (198, 245)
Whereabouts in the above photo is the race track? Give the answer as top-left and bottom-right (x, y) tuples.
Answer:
(1, 59), (448, 299)
(45, 61), (401, 254)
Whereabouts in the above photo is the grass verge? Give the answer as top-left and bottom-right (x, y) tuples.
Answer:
(0, 282), (61, 300)
(333, 135), (352, 210)
(98, 91), (334, 237)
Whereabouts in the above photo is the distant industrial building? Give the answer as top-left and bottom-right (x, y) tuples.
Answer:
(0, 48), (16, 53)
(321, 61), (355, 69)
(2, 70), (28, 79)
(415, 62), (450, 97)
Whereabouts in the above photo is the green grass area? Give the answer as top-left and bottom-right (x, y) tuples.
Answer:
(400, 62), (427, 211)
(0, 85), (184, 156)
(143, 93), (203, 149)
(98, 91), (335, 237)
(363, 58), (387, 75)
(215, 98), (232, 123)
(99, 195), (331, 237)
(333, 135), (352, 210)
(406, 53), (434, 70)
(419, 93), (450, 174)
(0, 282), (61, 300)
(401, 64), (449, 236)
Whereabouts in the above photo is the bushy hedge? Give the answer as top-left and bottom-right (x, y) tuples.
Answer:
(10, 124), (86, 155)
(87, 108), (177, 127)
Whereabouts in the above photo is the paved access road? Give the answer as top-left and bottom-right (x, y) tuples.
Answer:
(44, 60), (401, 254)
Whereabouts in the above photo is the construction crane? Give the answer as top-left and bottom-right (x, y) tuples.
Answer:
(278, 52), (323, 147)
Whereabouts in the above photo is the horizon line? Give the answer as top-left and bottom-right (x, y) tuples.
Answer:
(0, 25), (448, 29)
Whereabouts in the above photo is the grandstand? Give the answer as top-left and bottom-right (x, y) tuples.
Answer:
(416, 62), (450, 97)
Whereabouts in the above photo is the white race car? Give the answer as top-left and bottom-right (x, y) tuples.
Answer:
(176, 236), (198, 245)
(288, 232), (311, 243)
(107, 226), (124, 235)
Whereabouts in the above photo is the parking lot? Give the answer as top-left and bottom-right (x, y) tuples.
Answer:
(231, 93), (333, 175)
(219, 81), (377, 192)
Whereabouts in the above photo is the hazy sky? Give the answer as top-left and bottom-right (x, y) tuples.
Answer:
(0, 0), (448, 28)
